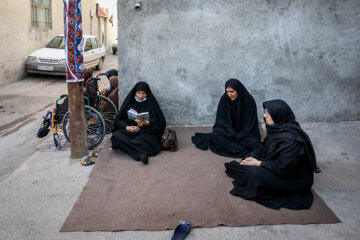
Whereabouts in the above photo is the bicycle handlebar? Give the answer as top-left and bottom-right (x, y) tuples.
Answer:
(96, 72), (111, 80)
(86, 77), (101, 83)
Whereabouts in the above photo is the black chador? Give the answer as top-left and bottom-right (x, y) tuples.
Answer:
(225, 100), (317, 209)
(192, 79), (261, 158)
(111, 82), (166, 164)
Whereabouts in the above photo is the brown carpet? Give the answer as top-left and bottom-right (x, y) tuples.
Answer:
(60, 127), (340, 232)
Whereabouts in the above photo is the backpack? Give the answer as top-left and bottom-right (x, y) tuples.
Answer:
(162, 128), (178, 151)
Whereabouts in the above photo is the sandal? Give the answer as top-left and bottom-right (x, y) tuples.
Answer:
(92, 150), (100, 157)
(81, 151), (99, 166)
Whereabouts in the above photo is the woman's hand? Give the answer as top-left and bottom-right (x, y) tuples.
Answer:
(135, 119), (149, 127)
(126, 126), (140, 132)
(241, 157), (261, 166)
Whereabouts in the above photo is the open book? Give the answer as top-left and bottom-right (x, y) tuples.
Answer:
(127, 108), (149, 121)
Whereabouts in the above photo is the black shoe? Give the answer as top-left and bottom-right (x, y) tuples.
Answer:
(314, 165), (321, 173)
(172, 221), (192, 240)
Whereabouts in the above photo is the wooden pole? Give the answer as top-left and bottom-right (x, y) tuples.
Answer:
(64, 0), (88, 159)
(67, 82), (88, 158)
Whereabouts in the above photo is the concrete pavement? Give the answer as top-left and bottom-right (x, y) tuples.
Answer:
(1, 54), (360, 239)
(0, 54), (117, 182)
(0, 121), (359, 240)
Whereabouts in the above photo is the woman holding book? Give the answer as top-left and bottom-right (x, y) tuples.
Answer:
(224, 99), (317, 209)
(192, 78), (261, 158)
(111, 82), (166, 165)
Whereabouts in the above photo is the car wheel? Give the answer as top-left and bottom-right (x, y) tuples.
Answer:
(96, 57), (104, 70)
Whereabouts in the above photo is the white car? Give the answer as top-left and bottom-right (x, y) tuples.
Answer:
(26, 35), (106, 76)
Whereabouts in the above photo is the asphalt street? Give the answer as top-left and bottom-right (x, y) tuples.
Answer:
(0, 54), (117, 182)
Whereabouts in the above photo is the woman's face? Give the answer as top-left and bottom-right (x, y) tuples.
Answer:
(136, 91), (147, 101)
(264, 108), (275, 125)
(226, 87), (238, 101)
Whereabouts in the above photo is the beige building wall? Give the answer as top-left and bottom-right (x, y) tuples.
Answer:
(83, 0), (98, 39)
(105, 9), (117, 53)
(95, 7), (117, 53)
(0, 0), (107, 87)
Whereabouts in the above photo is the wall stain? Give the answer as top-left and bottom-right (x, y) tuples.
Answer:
(273, 77), (291, 85)
(176, 68), (187, 81)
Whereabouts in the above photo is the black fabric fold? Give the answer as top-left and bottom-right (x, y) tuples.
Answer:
(263, 100), (317, 172)
(225, 99), (317, 210)
(192, 79), (261, 158)
(111, 82), (166, 162)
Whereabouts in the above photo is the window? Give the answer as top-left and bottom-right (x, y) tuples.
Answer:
(90, 38), (97, 49)
(95, 38), (102, 48)
(45, 36), (65, 49)
(91, 38), (101, 49)
(85, 38), (93, 51)
(31, 0), (52, 29)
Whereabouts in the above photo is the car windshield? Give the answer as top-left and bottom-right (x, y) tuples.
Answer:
(45, 36), (65, 49)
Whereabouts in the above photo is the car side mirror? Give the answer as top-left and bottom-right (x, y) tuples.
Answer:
(84, 47), (91, 52)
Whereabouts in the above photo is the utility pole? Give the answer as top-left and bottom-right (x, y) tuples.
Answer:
(67, 82), (88, 158)
(64, 0), (88, 158)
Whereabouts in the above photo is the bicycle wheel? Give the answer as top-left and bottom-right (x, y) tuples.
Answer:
(53, 133), (61, 150)
(62, 105), (106, 150)
(95, 96), (118, 134)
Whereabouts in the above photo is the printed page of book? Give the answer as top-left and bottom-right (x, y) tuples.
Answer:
(137, 112), (149, 121)
(128, 108), (138, 120)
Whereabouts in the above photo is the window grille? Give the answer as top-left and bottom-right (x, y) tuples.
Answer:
(31, 0), (52, 29)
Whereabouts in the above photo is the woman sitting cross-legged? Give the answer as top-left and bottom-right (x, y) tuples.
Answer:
(192, 78), (261, 158)
(225, 99), (317, 209)
(111, 82), (166, 165)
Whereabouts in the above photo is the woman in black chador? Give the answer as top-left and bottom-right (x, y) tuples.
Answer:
(111, 82), (166, 165)
(225, 99), (317, 209)
(192, 79), (261, 158)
